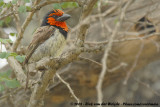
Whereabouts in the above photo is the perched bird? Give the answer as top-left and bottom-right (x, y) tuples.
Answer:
(24, 9), (70, 65)
(24, 9), (70, 83)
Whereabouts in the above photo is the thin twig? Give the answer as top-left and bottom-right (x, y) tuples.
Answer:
(28, 1), (98, 106)
(108, 62), (127, 72)
(11, 3), (21, 32)
(12, 0), (42, 52)
(75, 0), (98, 46)
(0, 88), (22, 100)
(56, 73), (80, 107)
(29, 40), (104, 107)
(0, 29), (27, 87)
(78, 57), (127, 72)
(123, 40), (144, 85)
(0, 12), (16, 20)
(78, 56), (102, 66)
(96, 1), (133, 106)
(85, 31), (159, 45)
(71, 5), (118, 34)
(134, 78), (160, 96)
(0, 0), (84, 20)
(98, 0), (105, 37)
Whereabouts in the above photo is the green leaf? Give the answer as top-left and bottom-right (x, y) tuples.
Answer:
(15, 55), (25, 63)
(61, 2), (78, 9)
(12, 0), (17, 4)
(9, 52), (17, 57)
(10, 33), (15, 36)
(0, 52), (10, 59)
(6, 3), (11, 8)
(18, 5), (26, 13)
(0, 51), (25, 62)
(0, 1), (4, 7)
(72, 2), (78, 7)
(53, 3), (62, 9)
(60, 3), (68, 9)
(0, 69), (12, 78)
(0, 70), (20, 89)
(6, 69), (12, 76)
(5, 39), (13, 43)
(0, 20), (4, 26)
(26, 6), (31, 11)
(53, 2), (78, 9)
(24, 0), (30, 3)
(0, 38), (7, 43)
(10, 33), (16, 36)
(0, 85), (5, 92)
(0, 52), (19, 59)
(4, 17), (11, 24)
(5, 79), (20, 88)
(0, 52), (7, 58)
(0, 38), (13, 43)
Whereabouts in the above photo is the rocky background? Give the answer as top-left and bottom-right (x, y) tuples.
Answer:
(0, 0), (160, 107)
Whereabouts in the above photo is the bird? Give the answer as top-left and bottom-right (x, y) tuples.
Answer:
(24, 9), (70, 86)
(24, 9), (70, 65)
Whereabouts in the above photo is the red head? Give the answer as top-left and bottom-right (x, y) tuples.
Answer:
(41, 9), (71, 33)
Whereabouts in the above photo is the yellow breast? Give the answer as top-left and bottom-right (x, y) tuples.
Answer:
(29, 29), (66, 63)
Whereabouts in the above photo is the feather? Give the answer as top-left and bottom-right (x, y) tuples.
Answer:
(24, 26), (55, 64)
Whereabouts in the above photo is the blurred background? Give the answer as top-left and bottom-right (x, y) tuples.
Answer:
(0, 0), (160, 107)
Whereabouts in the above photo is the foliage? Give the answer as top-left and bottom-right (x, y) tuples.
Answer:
(0, 69), (20, 92)
(0, 38), (25, 63)
(0, 52), (25, 63)
(10, 32), (17, 36)
(0, 0), (32, 26)
(0, 16), (12, 27)
(0, 1), (80, 26)
(53, 2), (78, 9)
(15, 55), (25, 63)
(18, 5), (26, 13)
(0, 38), (13, 43)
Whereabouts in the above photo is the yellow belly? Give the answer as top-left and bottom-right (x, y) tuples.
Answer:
(29, 29), (66, 63)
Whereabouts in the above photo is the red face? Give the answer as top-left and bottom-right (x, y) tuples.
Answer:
(47, 9), (69, 32)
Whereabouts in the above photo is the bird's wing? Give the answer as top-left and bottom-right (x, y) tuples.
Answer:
(24, 26), (55, 64)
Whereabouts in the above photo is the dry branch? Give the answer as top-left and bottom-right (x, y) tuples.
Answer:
(56, 73), (80, 107)
(0, 0), (85, 20)
(12, 0), (42, 52)
(7, 57), (27, 87)
(1, 0), (160, 106)
(27, 0), (98, 107)
(96, 1), (133, 105)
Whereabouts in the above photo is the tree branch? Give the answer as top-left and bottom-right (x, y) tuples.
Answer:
(27, 0), (98, 107)
(56, 73), (80, 106)
(12, 0), (42, 52)
(96, 0), (134, 106)
(75, 0), (98, 46)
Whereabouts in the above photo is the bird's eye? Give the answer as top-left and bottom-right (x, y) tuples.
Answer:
(52, 15), (58, 19)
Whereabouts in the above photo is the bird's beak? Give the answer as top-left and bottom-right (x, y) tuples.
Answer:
(56, 14), (71, 22)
